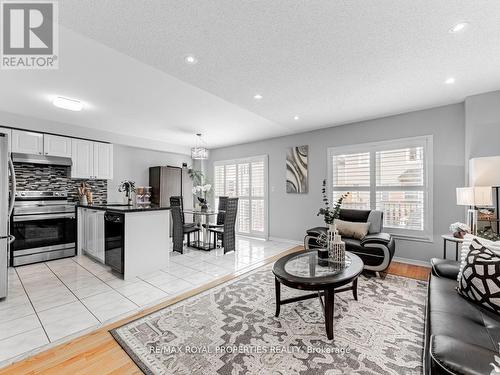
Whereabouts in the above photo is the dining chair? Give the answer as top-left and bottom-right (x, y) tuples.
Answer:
(171, 205), (199, 253)
(203, 196), (228, 243)
(170, 196), (196, 229)
(208, 197), (238, 254)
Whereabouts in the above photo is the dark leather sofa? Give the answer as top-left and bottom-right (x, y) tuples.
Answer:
(425, 258), (500, 374)
(304, 209), (395, 272)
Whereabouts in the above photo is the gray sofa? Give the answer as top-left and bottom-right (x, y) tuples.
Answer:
(304, 209), (395, 272)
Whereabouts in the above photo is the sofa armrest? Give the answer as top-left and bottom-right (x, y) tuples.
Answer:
(430, 258), (460, 280)
(430, 335), (498, 375)
(360, 232), (391, 246)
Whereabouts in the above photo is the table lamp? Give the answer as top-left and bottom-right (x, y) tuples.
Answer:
(456, 186), (493, 235)
(469, 156), (500, 233)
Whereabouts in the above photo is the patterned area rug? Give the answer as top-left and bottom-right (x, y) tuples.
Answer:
(111, 264), (427, 375)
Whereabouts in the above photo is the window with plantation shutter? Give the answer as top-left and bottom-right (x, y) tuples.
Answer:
(214, 165), (225, 197)
(332, 152), (370, 210)
(328, 136), (433, 240)
(214, 156), (268, 238)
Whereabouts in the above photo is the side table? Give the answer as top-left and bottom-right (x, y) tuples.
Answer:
(441, 234), (464, 261)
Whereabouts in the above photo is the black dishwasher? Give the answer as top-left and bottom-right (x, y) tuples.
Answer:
(104, 212), (124, 274)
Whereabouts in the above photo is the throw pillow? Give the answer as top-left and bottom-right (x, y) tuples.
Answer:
(334, 219), (370, 240)
(457, 234), (500, 282)
(457, 239), (500, 314)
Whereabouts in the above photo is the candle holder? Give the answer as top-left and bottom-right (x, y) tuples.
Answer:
(327, 225), (346, 263)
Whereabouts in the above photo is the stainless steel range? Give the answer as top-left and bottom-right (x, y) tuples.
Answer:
(10, 191), (76, 266)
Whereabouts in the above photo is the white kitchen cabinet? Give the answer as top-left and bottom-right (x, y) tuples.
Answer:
(71, 139), (94, 179)
(0, 127), (12, 152)
(12, 130), (43, 155)
(94, 211), (105, 262)
(83, 209), (94, 256)
(43, 134), (72, 157)
(71, 139), (113, 180)
(93, 142), (113, 179)
(80, 208), (105, 263)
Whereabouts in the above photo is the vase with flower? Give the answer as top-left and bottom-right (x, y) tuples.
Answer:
(193, 184), (212, 211)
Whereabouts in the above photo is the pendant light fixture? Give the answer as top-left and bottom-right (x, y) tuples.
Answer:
(191, 133), (208, 160)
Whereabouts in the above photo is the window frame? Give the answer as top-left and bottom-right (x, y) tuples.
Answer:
(213, 154), (269, 239)
(327, 135), (433, 242)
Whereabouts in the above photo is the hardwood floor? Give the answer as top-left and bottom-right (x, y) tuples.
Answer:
(0, 247), (430, 375)
(386, 261), (430, 281)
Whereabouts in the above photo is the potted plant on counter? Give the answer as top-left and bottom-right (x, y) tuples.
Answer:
(118, 180), (136, 205)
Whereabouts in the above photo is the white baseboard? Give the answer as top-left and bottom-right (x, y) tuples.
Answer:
(393, 256), (431, 267)
(268, 237), (302, 245)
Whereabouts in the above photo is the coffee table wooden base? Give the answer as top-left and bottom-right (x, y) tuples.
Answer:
(274, 276), (359, 340)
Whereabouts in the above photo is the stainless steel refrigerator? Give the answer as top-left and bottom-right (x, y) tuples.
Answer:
(149, 166), (193, 236)
(0, 132), (16, 299)
(149, 166), (193, 209)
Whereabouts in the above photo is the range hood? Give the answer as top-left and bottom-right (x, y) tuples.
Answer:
(12, 152), (72, 166)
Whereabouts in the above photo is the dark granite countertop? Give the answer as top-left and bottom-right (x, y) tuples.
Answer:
(76, 203), (170, 213)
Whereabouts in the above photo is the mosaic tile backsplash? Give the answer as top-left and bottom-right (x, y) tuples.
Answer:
(14, 163), (108, 204)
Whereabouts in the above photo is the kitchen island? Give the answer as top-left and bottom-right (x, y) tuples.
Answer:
(76, 204), (170, 280)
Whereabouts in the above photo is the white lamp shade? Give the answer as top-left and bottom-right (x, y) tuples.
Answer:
(469, 156), (500, 187)
(456, 186), (493, 206)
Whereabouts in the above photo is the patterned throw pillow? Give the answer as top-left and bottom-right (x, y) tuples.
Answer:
(457, 234), (500, 282)
(457, 239), (500, 314)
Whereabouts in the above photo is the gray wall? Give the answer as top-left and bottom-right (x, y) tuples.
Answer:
(108, 144), (191, 203)
(209, 104), (466, 264)
(464, 90), (500, 223)
(465, 90), (500, 170)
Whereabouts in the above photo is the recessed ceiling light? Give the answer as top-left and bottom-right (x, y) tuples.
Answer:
(253, 94), (263, 100)
(445, 77), (456, 85)
(449, 22), (469, 33)
(293, 115), (300, 120)
(52, 96), (83, 111)
(184, 55), (198, 65)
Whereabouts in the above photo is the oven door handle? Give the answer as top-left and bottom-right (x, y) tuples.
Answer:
(8, 158), (16, 218)
(13, 213), (75, 222)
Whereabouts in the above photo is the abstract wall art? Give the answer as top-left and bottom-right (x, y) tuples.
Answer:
(286, 145), (308, 193)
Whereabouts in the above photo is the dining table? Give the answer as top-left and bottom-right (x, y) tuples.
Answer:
(183, 209), (223, 251)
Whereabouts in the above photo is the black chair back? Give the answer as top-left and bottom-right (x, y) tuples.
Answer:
(170, 196), (185, 224)
(217, 196), (228, 225)
(171, 206), (184, 253)
(222, 198), (238, 253)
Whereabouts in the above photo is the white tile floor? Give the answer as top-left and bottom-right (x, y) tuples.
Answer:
(0, 237), (294, 366)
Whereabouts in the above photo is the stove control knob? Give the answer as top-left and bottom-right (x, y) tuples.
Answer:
(54, 192), (59, 196)
(20, 192), (26, 196)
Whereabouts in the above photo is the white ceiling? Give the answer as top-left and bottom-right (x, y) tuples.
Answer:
(1, 1), (500, 151)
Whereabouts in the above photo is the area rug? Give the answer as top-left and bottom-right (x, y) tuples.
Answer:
(110, 264), (427, 375)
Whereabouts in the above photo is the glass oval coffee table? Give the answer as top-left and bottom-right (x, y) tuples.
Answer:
(272, 250), (364, 340)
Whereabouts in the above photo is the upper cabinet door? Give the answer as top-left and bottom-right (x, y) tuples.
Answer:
(43, 134), (72, 158)
(93, 142), (113, 180)
(71, 139), (94, 179)
(0, 127), (12, 153)
(12, 130), (43, 155)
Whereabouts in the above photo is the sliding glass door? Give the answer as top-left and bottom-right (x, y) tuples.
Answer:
(214, 155), (268, 239)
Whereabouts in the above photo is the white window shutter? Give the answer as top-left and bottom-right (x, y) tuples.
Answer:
(328, 137), (432, 239)
(214, 156), (268, 238)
